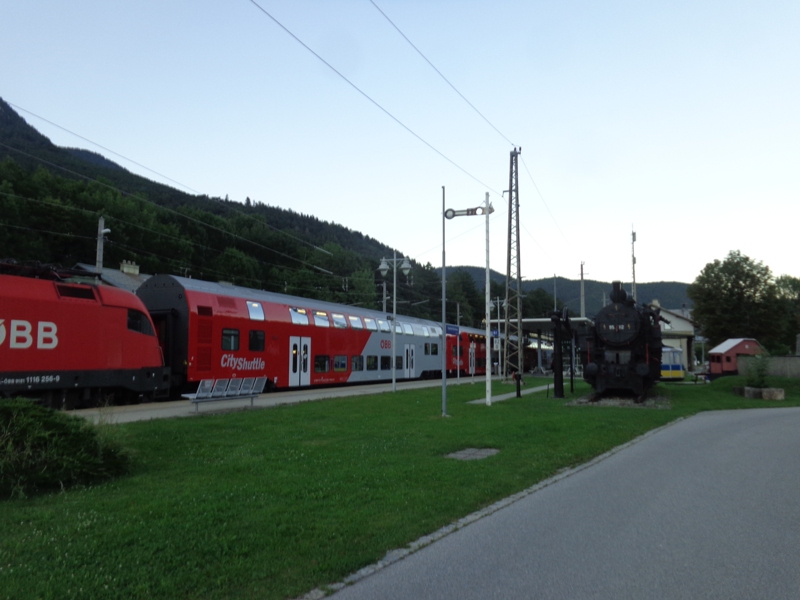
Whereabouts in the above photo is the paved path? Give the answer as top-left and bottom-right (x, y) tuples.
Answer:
(326, 407), (800, 600)
(71, 377), (550, 424)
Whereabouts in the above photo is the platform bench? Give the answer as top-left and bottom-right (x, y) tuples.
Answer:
(184, 377), (268, 413)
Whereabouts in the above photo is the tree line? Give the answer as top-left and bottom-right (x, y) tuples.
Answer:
(688, 250), (800, 355)
(0, 157), (562, 328)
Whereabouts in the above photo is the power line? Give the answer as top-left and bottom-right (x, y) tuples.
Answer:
(8, 102), (333, 257)
(520, 155), (568, 244)
(369, 0), (516, 148)
(0, 187), (347, 281)
(8, 102), (203, 195)
(246, 0), (501, 196)
(0, 142), (334, 274)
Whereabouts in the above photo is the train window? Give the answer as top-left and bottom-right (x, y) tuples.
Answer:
(128, 308), (155, 335)
(249, 330), (265, 352)
(366, 356), (378, 371)
(56, 284), (96, 300)
(377, 319), (391, 333)
(364, 317), (378, 331)
(351, 356), (364, 371)
(395, 356), (403, 370)
(424, 343), (430, 355)
(332, 313), (347, 328)
(127, 309), (154, 336)
(247, 301), (265, 321)
(314, 355), (330, 372)
(430, 343), (439, 356)
(289, 307), (309, 325)
(412, 324), (425, 336)
(430, 326), (442, 337)
(421, 326), (430, 337)
(313, 311), (330, 327)
(395, 322), (403, 335)
(222, 329), (239, 351)
(348, 316), (363, 329)
(380, 356), (391, 370)
(333, 355), (348, 372)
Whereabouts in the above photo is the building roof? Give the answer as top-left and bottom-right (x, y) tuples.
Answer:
(74, 263), (152, 293)
(709, 338), (761, 354)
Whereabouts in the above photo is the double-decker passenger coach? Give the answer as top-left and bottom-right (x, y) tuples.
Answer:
(137, 275), (484, 395)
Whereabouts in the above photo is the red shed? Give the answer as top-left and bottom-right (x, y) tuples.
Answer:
(708, 338), (764, 376)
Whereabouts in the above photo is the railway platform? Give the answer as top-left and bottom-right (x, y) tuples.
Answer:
(71, 377), (552, 424)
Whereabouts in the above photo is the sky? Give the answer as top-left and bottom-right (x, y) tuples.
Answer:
(2, 0), (798, 285)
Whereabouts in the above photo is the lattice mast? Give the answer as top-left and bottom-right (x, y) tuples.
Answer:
(503, 148), (523, 380)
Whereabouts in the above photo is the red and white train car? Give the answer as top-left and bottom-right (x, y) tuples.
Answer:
(137, 274), (486, 393)
(0, 273), (170, 403)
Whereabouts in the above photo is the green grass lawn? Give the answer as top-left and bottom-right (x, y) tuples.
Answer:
(3, 376), (800, 600)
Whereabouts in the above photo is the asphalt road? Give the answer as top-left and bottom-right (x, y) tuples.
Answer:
(328, 407), (800, 600)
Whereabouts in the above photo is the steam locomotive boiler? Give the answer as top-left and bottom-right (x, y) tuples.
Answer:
(579, 281), (664, 398)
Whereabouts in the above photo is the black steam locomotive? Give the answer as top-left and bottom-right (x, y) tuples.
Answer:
(579, 281), (664, 398)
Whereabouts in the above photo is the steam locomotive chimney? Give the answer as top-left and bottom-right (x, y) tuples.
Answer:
(610, 280), (627, 304)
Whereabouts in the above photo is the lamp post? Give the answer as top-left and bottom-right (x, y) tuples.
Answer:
(379, 251), (411, 393)
(443, 190), (493, 415)
(489, 296), (506, 379)
(95, 215), (111, 281)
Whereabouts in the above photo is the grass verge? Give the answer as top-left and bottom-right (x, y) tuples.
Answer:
(1, 376), (798, 599)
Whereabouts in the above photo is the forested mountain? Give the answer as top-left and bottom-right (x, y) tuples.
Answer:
(451, 267), (690, 317)
(0, 97), (689, 327)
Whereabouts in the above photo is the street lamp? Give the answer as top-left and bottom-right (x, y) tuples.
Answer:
(379, 251), (411, 392)
(95, 215), (111, 280)
(489, 297), (507, 379)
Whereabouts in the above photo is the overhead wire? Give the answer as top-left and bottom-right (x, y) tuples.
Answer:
(246, 0), (502, 197)
(0, 142), (334, 275)
(369, 0), (516, 148)
(520, 155), (568, 243)
(366, 2), (573, 265)
(0, 189), (374, 289)
(8, 102), (334, 257)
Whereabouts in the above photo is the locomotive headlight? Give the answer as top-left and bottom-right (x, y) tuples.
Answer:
(585, 362), (599, 376)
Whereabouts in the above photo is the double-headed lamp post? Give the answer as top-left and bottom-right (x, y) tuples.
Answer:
(379, 251), (411, 392)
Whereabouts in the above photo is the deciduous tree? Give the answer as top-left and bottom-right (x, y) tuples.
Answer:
(688, 251), (786, 352)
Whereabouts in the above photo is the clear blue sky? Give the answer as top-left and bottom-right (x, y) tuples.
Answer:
(2, 0), (798, 285)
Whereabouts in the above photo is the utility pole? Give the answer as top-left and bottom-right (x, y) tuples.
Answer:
(631, 227), (637, 302)
(503, 147), (523, 381)
(580, 262), (586, 318)
(456, 302), (461, 384)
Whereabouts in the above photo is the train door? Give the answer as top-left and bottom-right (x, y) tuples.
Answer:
(289, 336), (311, 386)
(404, 343), (416, 379)
(468, 342), (476, 375)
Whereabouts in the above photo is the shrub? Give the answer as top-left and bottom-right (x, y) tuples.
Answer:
(0, 399), (130, 499)
(746, 354), (770, 389)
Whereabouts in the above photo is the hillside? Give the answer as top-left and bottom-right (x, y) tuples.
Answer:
(450, 266), (691, 316)
(0, 98), (396, 264)
(0, 98), (689, 325)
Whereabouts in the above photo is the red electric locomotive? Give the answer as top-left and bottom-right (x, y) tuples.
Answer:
(0, 273), (170, 405)
(136, 274), (486, 394)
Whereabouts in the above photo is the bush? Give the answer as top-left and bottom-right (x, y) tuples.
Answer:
(0, 399), (130, 499)
(746, 354), (771, 389)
